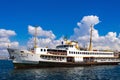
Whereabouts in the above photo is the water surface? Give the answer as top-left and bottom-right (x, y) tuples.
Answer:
(0, 60), (120, 80)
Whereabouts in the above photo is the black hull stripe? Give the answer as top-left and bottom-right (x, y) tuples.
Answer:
(13, 61), (120, 69)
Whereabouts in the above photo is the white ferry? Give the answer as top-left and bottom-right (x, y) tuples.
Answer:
(7, 26), (120, 68)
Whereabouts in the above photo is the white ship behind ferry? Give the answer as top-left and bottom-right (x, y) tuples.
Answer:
(7, 25), (120, 68)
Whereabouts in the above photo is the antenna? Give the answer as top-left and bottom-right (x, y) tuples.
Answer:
(34, 26), (38, 48)
(88, 24), (93, 51)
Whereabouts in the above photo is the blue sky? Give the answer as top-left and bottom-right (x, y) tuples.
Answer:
(0, 0), (120, 54)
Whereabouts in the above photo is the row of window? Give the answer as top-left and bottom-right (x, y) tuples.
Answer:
(69, 51), (113, 55)
(56, 45), (73, 48)
(40, 49), (67, 52)
(48, 52), (67, 55)
(40, 49), (46, 52)
(40, 55), (65, 60)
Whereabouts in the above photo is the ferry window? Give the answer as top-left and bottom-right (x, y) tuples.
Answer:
(43, 56), (45, 58)
(76, 52), (77, 54)
(74, 52), (75, 54)
(41, 55), (43, 58)
(41, 49), (43, 52)
(71, 52), (73, 54)
(44, 49), (46, 52)
(45, 56), (47, 58)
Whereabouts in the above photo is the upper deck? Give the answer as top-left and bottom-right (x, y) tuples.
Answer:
(56, 44), (77, 50)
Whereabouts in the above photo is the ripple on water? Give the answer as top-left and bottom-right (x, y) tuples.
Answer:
(0, 61), (120, 80)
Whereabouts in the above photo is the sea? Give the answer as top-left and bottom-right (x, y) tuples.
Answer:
(0, 60), (120, 80)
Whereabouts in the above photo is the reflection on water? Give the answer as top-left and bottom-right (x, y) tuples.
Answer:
(0, 61), (120, 80)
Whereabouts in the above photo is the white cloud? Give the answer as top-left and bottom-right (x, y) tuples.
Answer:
(27, 37), (62, 48)
(37, 38), (62, 48)
(0, 37), (10, 42)
(0, 29), (19, 57)
(0, 29), (16, 37)
(71, 15), (120, 51)
(27, 25), (63, 48)
(28, 25), (56, 39)
(72, 15), (100, 39)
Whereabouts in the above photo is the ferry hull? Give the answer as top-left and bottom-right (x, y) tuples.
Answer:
(13, 61), (120, 69)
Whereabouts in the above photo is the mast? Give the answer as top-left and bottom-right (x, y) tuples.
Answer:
(34, 27), (38, 48)
(88, 25), (93, 51)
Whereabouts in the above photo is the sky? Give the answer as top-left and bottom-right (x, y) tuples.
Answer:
(0, 0), (120, 57)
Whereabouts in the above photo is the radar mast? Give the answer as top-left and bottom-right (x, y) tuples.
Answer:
(34, 26), (38, 48)
(88, 25), (93, 51)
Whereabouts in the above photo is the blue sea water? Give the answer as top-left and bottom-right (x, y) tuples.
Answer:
(0, 60), (120, 80)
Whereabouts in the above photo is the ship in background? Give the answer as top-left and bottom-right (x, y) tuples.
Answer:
(7, 25), (120, 68)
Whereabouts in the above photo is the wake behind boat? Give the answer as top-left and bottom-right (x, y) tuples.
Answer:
(7, 25), (120, 68)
